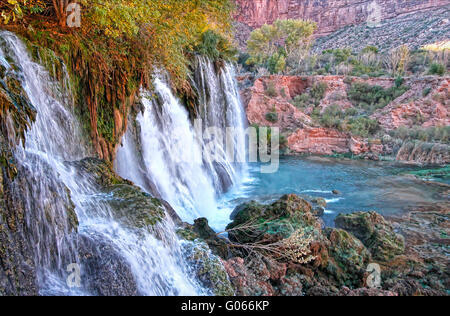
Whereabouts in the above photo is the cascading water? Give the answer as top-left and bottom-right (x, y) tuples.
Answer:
(0, 32), (203, 296)
(115, 57), (248, 227)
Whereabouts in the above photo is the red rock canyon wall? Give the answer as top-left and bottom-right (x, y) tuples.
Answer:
(235, 0), (449, 35)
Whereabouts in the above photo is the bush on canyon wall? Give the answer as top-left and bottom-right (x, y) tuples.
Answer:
(347, 81), (409, 112)
(390, 126), (450, 144)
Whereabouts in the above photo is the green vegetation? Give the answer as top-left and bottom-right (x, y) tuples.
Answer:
(265, 112), (279, 123)
(291, 82), (328, 109)
(196, 30), (237, 61)
(404, 166), (450, 181)
(347, 80), (409, 112)
(428, 63), (446, 76)
(247, 38), (448, 77)
(390, 126), (449, 144)
(265, 81), (278, 97)
(347, 117), (379, 138)
(1, 0), (235, 155)
(246, 19), (317, 74)
(317, 105), (380, 138)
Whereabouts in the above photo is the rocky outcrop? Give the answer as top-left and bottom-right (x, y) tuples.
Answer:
(234, 0), (448, 35)
(372, 77), (450, 130)
(395, 141), (450, 165)
(314, 6), (450, 53)
(240, 74), (449, 163)
(335, 212), (405, 262)
(186, 194), (448, 296)
(77, 233), (140, 296)
(287, 127), (383, 156)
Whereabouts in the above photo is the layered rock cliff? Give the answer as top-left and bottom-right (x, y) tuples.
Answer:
(238, 74), (449, 164)
(235, 0), (448, 34)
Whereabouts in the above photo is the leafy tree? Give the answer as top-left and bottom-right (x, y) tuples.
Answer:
(1, 0), (45, 24)
(247, 19), (316, 71)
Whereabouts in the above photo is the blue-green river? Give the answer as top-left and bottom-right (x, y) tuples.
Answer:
(211, 157), (449, 230)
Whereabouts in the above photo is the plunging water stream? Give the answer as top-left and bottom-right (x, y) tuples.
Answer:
(1, 32), (204, 296)
(116, 58), (248, 224)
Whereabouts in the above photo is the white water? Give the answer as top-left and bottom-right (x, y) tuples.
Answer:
(116, 58), (248, 227)
(1, 32), (203, 296)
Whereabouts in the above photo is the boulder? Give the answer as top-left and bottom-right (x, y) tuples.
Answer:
(335, 212), (405, 262)
(182, 241), (235, 296)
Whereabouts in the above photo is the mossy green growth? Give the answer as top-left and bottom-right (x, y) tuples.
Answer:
(227, 194), (320, 244)
(183, 241), (235, 296)
(106, 185), (165, 229)
(335, 211), (405, 262)
(69, 158), (125, 187)
(69, 158), (165, 229)
(326, 228), (371, 287)
(404, 166), (450, 181)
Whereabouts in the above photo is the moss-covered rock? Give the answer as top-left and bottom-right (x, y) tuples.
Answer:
(325, 228), (371, 287)
(183, 241), (235, 296)
(69, 158), (129, 187)
(227, 194), (321, 244)
(335, 211), (405, 262)
(69, 158), (166, 230)
(106, 184), (165, 229)
(178, 218), (231, 259)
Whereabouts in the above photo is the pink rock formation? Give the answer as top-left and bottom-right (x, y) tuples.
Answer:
(372, 77), (450, 130)
(240, 74), (449, 159)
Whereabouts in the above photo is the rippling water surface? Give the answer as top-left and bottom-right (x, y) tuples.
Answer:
(212, 157), (449, 229)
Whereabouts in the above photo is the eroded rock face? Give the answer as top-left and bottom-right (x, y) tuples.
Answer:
(234, 0), (448, 35)
(395, 141), (450, 165)
(241, 74), (449, 163)
(372, 77), (450, 131)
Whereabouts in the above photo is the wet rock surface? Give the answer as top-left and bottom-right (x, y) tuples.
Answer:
(335, 211), (406, 262)
(182, 241), (235, 296)
(69, 158), (167, 230)
(77, 234), (140, 296)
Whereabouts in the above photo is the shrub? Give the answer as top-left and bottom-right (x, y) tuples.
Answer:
(348, 82), (409, 112)
(428, 63), (445, 76)
(390, 126), (449, 144)
(265, 81), (278, 97)
(267, 52), (287, 74)
(265, 112), (279, 123)
(310, 82), (328, 104)
(197, 30), (237, 61)
(348, 117), (380, 138)
(291, 93), (310, 108)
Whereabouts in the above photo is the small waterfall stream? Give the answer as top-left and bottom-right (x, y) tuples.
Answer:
(1, 32), (204, 296)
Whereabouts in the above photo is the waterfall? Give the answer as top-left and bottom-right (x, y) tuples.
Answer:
(115, 57), (248, 225)
(0, 32), (203, 296)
